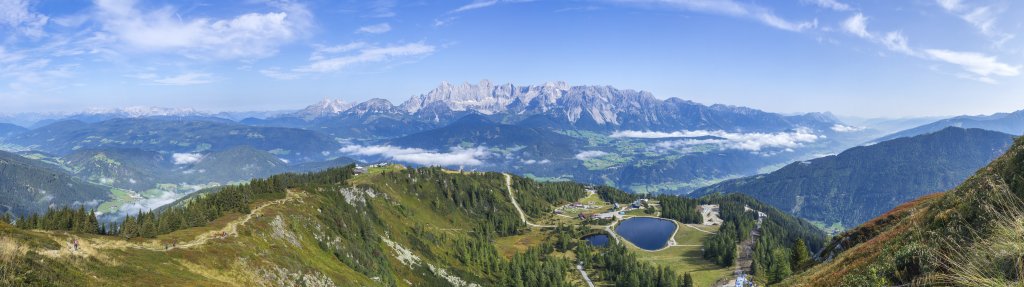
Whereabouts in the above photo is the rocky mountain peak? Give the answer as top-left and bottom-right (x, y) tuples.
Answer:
(295, 98), (353, 120)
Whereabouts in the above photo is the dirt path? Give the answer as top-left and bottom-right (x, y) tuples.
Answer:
(577, 263), (596, 287)
(40, 190), (300, 258)
(503, 173), (555, 228)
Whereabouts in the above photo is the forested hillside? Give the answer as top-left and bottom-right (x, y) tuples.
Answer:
(694, 127), (1013, 228)
(0, 150), (111, 218)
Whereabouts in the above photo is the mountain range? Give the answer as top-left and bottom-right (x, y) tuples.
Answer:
(875, 109), (1024, 142)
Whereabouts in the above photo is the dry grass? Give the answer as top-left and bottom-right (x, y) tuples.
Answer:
(0, 237), (28, 281)
(930, 186), (1024, 287)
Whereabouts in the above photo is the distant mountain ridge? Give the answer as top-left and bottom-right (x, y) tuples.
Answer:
(876, 109), (1024, 142)
(7, 118), (341, 163)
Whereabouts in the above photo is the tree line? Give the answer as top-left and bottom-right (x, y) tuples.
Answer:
(656, 195), (702, 224)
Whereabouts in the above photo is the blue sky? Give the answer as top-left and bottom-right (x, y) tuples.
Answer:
(0, 0), (1021, 117)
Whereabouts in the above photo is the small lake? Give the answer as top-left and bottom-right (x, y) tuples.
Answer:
(582, 234), (610, 247)
(614, 217), (676, 251)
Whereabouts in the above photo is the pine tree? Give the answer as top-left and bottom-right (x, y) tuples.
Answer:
(683, 272), (694, 287)
(791, 238), (811, 272)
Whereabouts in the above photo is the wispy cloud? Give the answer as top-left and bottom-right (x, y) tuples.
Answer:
(925, 49), (1020, 82)
(297, 42), (435, 73)
(368, 0), (397, 18)
(804, 0), (850, 11)
(839, 11), (1018, 83)
(259, 68), (300, 80)
(840, 13), (918, 56)
(356, 23), (391, 34)
(133, 72), (214, 86)
(339, 145), (490, 166)
(612, 129), (823, 151)
(608, 0), (817, 32)
(934, 0), (1014, 46)
(453, 0), (500, 13)
(936, 0), (961, 11)
(92, 0), (311, 60)
(0, 0), (49, 38)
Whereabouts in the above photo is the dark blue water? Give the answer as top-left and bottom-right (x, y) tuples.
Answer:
(582, 234), (610, 247)
(614, 217), (676, 250)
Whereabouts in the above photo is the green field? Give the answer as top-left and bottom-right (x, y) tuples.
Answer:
(97, 188), (134, 214)
(621, 223), (731, 287)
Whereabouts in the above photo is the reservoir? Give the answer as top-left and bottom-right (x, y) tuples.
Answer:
(614, 217), (676, 250)
(582, 234), (610, 247)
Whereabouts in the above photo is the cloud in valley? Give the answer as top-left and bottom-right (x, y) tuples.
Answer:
(612, 129), (822, 151)
(830, 124), (865, 132)
(103, 190), (187, 218)
(339, 145), (490, 166)
(172, 153), (204, 165)
(575, 150), (608, 161)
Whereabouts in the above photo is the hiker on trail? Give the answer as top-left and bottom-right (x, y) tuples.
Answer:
(73, 238), (79, 251)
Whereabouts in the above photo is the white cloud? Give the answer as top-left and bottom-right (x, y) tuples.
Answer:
(881, 31), (913, 55)
(522, 159), (551, 164)
(925, 49), (1020, 78)
(936, 0), (961, 11)
(452, 0), (500, 13)
(172, 153), (204, 165)
(830, 124), (865, 132)
(310, 42), (369, 61)
(259, 68), (300, 80)
(0, 0), (48, 38)
(133, 72), (213, 86)
(93, 0), (310, 59)
(298, 42), (435, 73)
(339, 145), (490, 166)
(154, 73), (213, 85)
(805, 0), (850, 11)
(842, 13), (870, 38)
(356, 23), (391, 34)
(368, 0), (397, 18)
(841, 14), (917, 56)
(575, 150), (608, 161)
(934, 1), (1014, 46)
(612, 129), (823, 151)
(610, 0), (816, 32)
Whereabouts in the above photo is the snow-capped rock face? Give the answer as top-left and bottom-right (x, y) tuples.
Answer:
(79, 106), (206, 118)
(400, 80), (569, 115)
(398, 81), (666, 126)
(344, 98), (401, 116)
(283, 80), (842, 133)
(295, 98), (354, 120)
